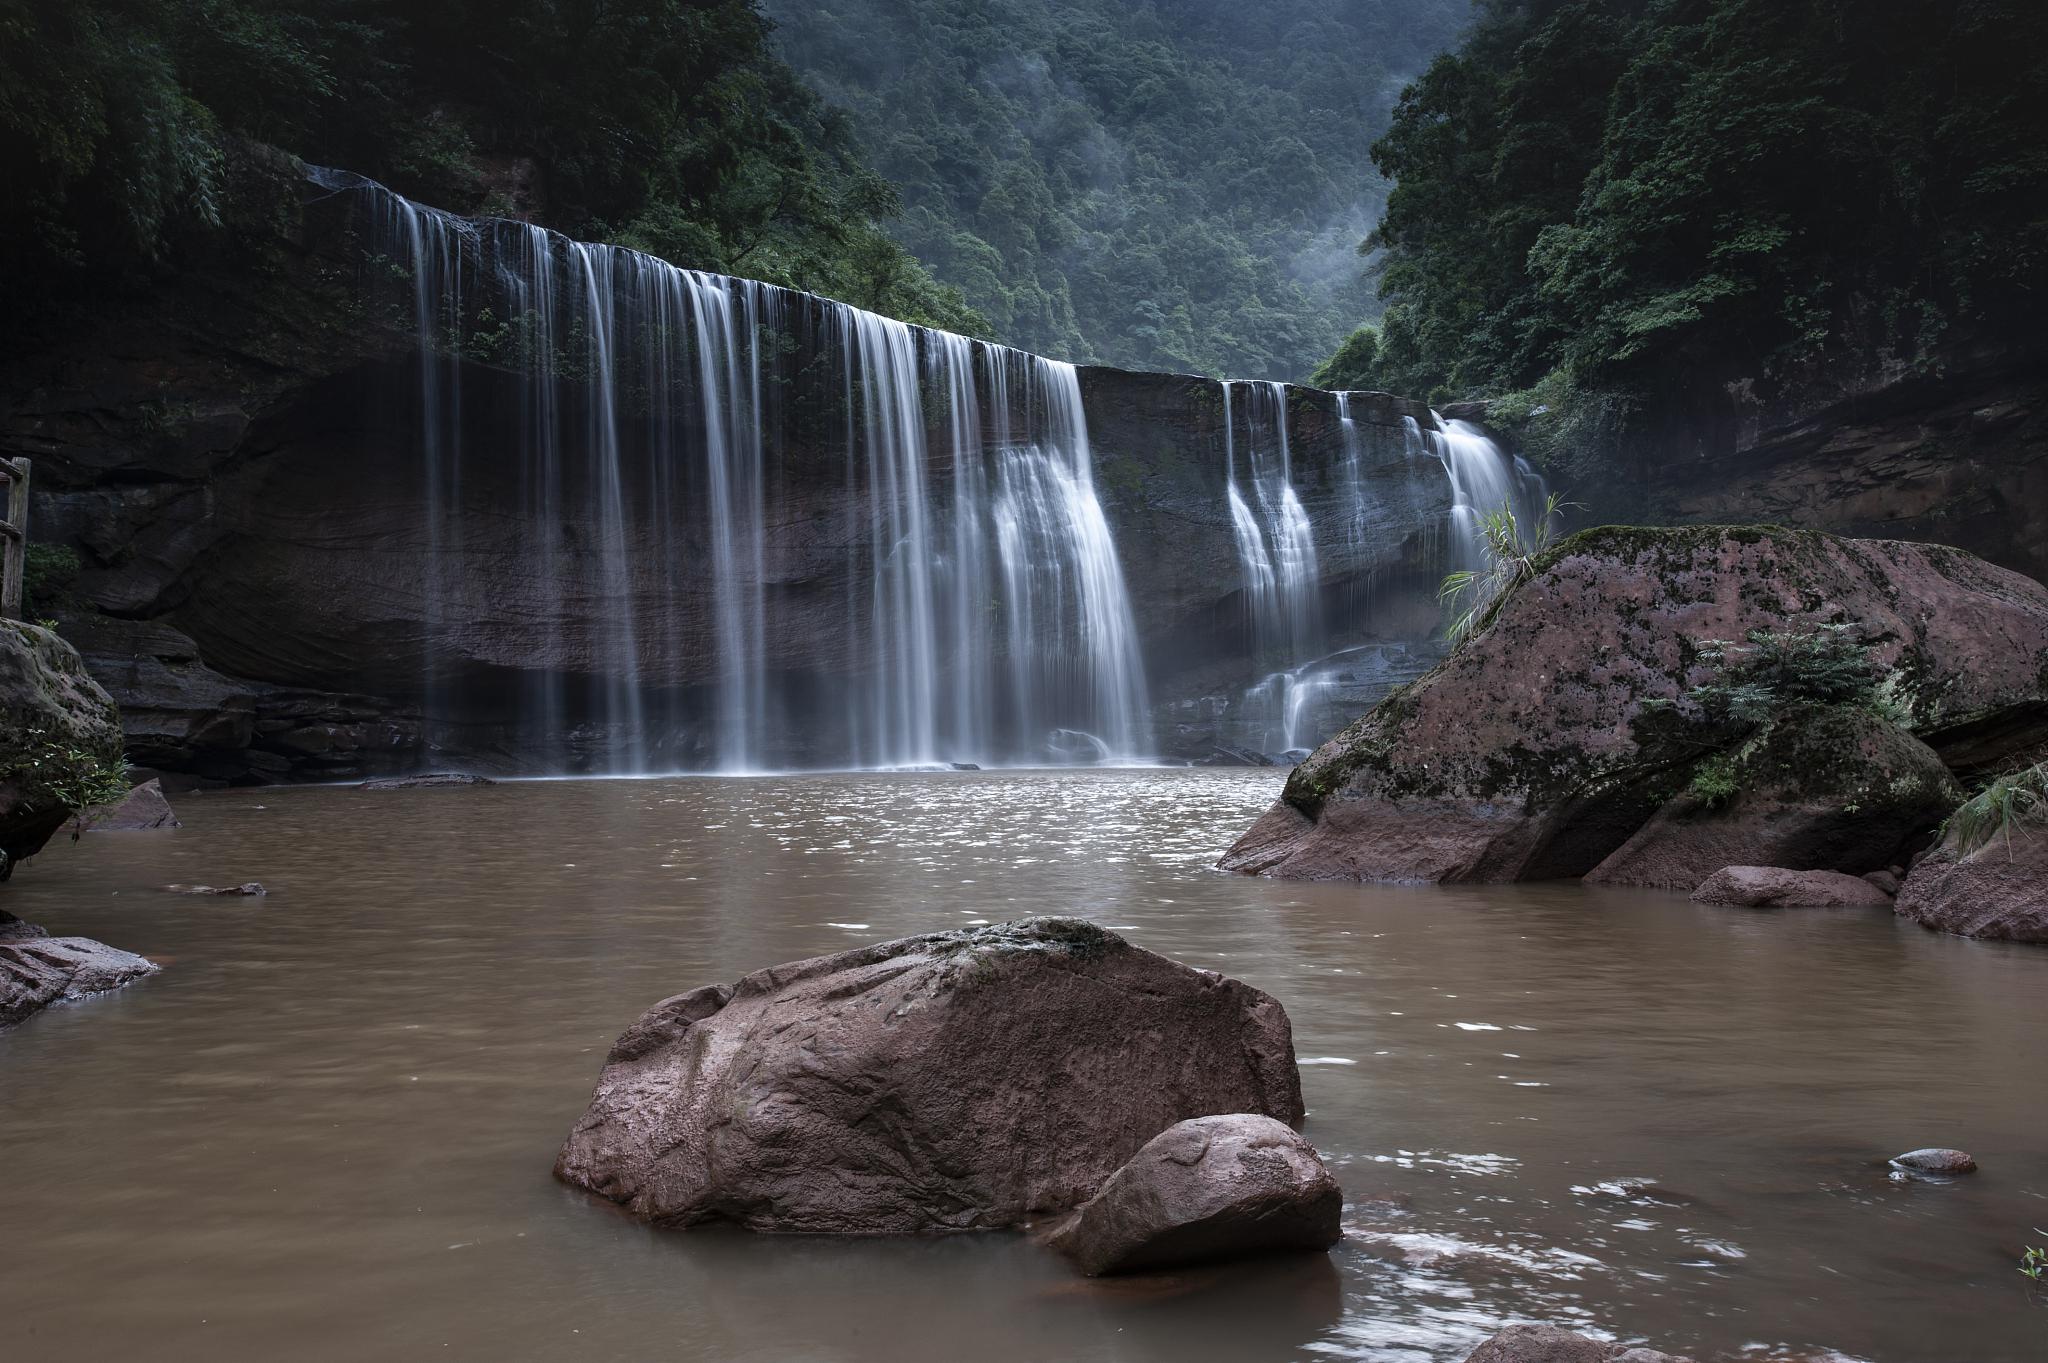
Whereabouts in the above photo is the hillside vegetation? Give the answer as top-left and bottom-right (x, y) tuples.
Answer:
(0, 0), (981, 329)
(767, 0), (1468, 378)
(1318, 0), (2048, 482)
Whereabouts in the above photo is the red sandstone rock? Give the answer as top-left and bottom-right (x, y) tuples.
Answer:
(1895, 825), (2048, 943)
(556, 919), (1303, 1234)
(1041, 1114), (1342, 1275)
(1690, 866), (1897, 909)
(1223, 528), (2048, 884)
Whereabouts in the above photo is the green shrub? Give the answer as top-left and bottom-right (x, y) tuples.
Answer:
(1687, 752), (1740, 809)
(1685, 624), (1883, 727)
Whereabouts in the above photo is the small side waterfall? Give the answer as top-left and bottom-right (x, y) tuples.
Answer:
(1223, 393), (1550, 759)
(1222, 381), (1322, 663)
(320, 168), (1149, 773)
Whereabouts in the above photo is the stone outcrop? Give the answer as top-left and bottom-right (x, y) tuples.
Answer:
(1462, 1325), (1693, 1363)
(83, 776), (180, 830)
(1895, 819), (2048, 943)
(0, 619), (126, 866)
(1690, 865), (1896, 909)
(556, 919), (1303, 1234)
(1585, 704), (1959, 889)
(1631, 343), (2048, 589)
(1040, 1114), (1342, 1275)
(1223, 527), (2048, 884)
(1, 929), (159, 1028)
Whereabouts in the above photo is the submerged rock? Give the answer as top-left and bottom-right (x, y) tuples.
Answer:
(1041, 1114), (1342, 1275)
(162, 882), (267, 897)
(556, 918), (1304, 1234)
(1462, 1325), (1694, 1363)
(358, 773), (496, 789)
(1, 932), (159, 1028)
(83, 777), (181, 831)
(1222, 527), (2048, 884)
(1690, 866), (1896, 909)
(1890, 1147), (1977, 1175)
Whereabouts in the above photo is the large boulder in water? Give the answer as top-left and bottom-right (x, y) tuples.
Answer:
(555, 919), (1304, 1234)
(1040, 1113), (1343, 1275)
(1221, 527), (2048, 884)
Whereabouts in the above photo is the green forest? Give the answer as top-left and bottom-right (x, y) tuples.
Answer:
(0, 0), (982, 328)
(765, 0), (1467, 378)
(1316, 0), (2048, 483)
(2, 0), (1466, 376)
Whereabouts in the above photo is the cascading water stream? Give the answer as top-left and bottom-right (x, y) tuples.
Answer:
(1222, 381), (1321, 663)
(319, 167), (1149, 773)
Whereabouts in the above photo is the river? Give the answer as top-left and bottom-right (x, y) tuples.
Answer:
(4, 770), (2043, 1361)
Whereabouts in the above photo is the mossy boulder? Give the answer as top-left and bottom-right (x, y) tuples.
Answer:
(1221, 526), (2048, 884)
(1587, 703), (1962, 889)
(0, 621), (125, 868)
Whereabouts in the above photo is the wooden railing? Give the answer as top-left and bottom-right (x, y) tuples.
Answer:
(1, 457), (28, 620)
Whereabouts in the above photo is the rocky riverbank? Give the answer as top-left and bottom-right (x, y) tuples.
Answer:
(1222, 525), (2048, 942)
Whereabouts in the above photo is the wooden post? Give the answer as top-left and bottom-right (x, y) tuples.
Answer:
(1, 458), (28, 620)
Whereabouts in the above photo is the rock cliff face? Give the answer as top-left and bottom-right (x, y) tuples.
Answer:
(1607, 342), (2048, 586)
(1, 148), (1458, 780)
(1221, 527), (2048, 884)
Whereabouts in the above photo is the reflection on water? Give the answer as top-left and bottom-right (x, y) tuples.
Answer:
(2, 770), (2043, 1363)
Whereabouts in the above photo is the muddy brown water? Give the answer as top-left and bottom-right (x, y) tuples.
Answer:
(3, 770), (2044, 1362)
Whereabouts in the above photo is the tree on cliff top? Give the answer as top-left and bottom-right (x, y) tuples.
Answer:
(1327, 0), (2048, 412)
(0, 0), (984, 331)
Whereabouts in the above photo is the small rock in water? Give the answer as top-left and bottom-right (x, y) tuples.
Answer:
(948, 762), (981, 771)
(82, 778), (181, 831)
(162, 882), (268, 897)
(3, 933), (160, 1028)
(359, 773), (496, 790)
(1041, 1114), (1342, 1276)
(1889, 1147), (1976, 1175)
(1690, 866), (1894, 909)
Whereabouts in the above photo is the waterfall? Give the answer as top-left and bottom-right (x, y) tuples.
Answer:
(1413, 412), (1550, 572)
(317, 168), (1148, 773)
(1222, 381), (1322, 663)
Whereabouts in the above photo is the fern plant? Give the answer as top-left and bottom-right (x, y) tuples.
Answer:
(1438, 492), (1576, 639)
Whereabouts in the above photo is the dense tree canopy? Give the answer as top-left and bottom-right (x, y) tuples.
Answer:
(765, 0), (1469, 378)
(1331, 0), (2048, 424)
(0, 0), (982, 328)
